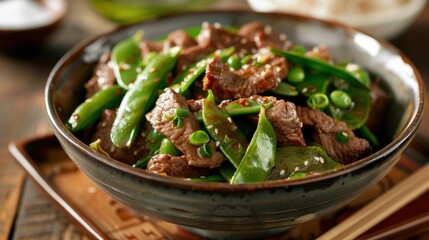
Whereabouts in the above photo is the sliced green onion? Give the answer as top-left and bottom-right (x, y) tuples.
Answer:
(159, 138), (180, 156)
(307, 93), (329, 109)
(189, 130), (210, 145)
(176, 108), (190, 117)
(198, 143), (213, 158)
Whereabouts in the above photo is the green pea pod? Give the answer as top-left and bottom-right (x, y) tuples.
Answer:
(221, 99), (273, 116)
(111, 46), (181, 148)
(270, 82), (299, 97)
(194, 99), (273, 121)
(294, 72), (331, 97)
(202, 90), (249, 168)
(337, 62), (371, 88)
(268, 146), (342, 180)
(67, 85), (125, 132)
(171, 47), (235, 94)
(158, 138), (181, 156)
(133, 127), (165, 168)
(231, 106), (277, 184)
(327, 82), (371, 130)
(111, 31), (144, 90)
(270, 48), (370, 90)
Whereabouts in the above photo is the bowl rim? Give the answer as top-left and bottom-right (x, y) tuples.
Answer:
(45, 10), (425, 193)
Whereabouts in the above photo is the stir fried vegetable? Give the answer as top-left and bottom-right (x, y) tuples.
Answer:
(67, 21), (388, 184)
(110, 46), (181, 148)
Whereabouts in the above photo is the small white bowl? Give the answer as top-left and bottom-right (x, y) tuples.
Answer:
(0, 0), (67, 51)
(247, 0), (427, 39)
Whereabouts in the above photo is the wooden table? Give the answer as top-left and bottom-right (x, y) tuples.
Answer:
(1, 1), (428, 239)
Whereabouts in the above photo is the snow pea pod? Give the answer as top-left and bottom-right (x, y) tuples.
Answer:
(231, 106), (277, 184)
(111, 31), (144, 90)
(221, 99), (273, 116)
(110, 46), (181, 148)
(133, 127), (165, 168)
(171, 47), (234, 94)
(159, 138), (181, 156)
(268, 146), (342, 180)
(270, 48), (370, 90)
(327, 80), (371, 130)
(270, 82), (299, 97)
(202, 90), (249, 168)
(194, 99), (273, 121)
(294, 72), (330, 97)
(67, 85), (125, 132)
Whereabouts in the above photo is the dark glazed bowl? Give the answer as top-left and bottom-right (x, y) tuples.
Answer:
(45, 11), (425, 239)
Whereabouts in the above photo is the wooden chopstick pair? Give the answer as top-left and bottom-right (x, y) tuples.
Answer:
(317, 162), (429, 240)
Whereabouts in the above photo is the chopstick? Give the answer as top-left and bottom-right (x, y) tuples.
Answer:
(317, 162), (429, 240)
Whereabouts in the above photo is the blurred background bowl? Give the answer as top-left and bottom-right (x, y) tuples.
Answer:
(247, 0), (427, 39)
(45, 11), (424, 239)
(0, 0), (67, 52)
(89, 0), (214, 24)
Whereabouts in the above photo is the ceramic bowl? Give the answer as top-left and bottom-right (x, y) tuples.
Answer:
(45, 11), (425, 239)
(0, 0), (67, 52)
(247, 0), (427, 39)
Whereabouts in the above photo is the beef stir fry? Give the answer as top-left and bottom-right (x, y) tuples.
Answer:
(67, 21), (389, 183)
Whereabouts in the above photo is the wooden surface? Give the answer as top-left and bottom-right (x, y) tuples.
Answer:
(0, 0), (428, 239)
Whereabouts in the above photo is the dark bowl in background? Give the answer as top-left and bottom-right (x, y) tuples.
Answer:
(45, 11), (424, 239)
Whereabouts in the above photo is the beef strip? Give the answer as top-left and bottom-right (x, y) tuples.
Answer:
(84, 51), (115, 98)
(163, 30), (197, 50)
(296, 106), (371, 164)
(249, 96), (306, 147)
(140, 41), (164, 58)
(91, 109), (150, 165)
(174, 22), (260, 74)
(175, 45), (213, 73)
(197, 23), (258, 56)
(147, 154), (210, 178)
(238, 21), (292, 50)
(146, 88), (225, 168)
(202, 51), (287, 99)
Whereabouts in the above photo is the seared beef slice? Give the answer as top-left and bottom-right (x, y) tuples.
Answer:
(296, 107), (371, 164)
(147, 154), (210, 178)
(146, 88), (224, 168)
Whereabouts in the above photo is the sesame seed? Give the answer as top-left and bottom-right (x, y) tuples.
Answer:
(280, 169), (285, 176)
(264, 25), (272, 34)
(214, 22), (221, 28)
(304, 160), (308, 166)
(207, 125), (214, 129)
(216, 141), (220, 147)
(214, 128), (219, 134)
(294, 167), (299, 172)
(227, 117), (232, 123)
(279, 33), (287, 41)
